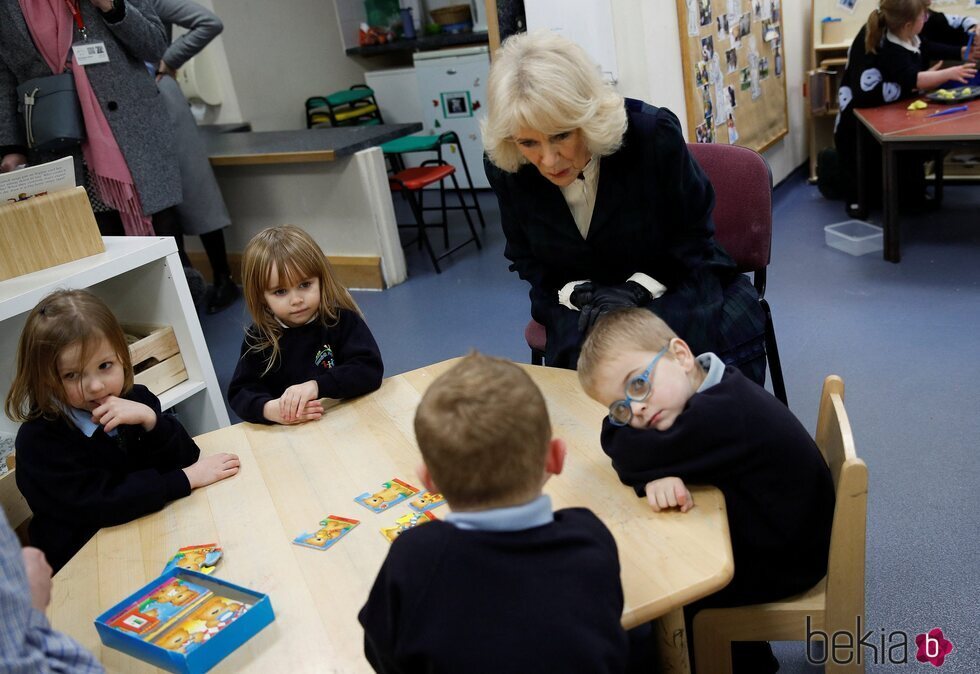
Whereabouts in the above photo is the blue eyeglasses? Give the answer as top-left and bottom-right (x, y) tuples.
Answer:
(608, 346), (668, 427)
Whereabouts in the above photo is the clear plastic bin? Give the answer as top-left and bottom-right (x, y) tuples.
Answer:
(825, 220), (883, 256)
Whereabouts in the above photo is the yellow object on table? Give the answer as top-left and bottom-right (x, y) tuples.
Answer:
(907, 100), (928, 110)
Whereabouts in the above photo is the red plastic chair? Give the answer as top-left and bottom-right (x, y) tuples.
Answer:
(389, 160), (481, 274)
(525, 142), (787, 405)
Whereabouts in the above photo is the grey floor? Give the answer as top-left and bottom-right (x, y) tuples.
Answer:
(200, 170), (980, 672)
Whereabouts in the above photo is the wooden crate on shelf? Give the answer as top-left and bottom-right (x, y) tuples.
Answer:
(122, 323), (188, 396)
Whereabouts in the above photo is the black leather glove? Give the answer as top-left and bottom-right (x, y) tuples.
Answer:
(577, 281), (653, 333)
(568, 281), (595, 310)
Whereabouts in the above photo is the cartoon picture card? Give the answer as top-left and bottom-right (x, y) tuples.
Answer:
(162, 543), (223, 575)
(151, 594), (251, 655)
(292, 515), (360, 551)
(107, 577), (210, 638)
(354, 478), (420, 513)
(407, 491), (446, 513)
(380, 511), (438, 543)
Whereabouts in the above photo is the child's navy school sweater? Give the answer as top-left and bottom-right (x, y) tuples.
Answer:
(15, 385), (200, 573)
(227, 309), (384, 424)
(601, 366), (836, 606)
(358, 509), (629, 674)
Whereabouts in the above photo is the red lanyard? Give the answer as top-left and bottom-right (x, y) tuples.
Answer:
(64, 0), (86, 33)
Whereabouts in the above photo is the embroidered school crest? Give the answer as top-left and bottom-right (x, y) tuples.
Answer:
(314, 344), (335, 369)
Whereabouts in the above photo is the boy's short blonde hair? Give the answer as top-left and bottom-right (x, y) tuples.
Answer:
(414, 353), (551, 510)
(578, 309), (687, 399)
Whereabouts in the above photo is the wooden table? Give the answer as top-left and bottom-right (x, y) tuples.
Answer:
(197, 123), (423, 290)
(854, 97), (980, 262)
(48, 359), (733, 673)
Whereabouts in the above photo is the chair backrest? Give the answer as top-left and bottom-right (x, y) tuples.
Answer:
(0, 468), (32, 543)
(814, 375), (868, 635)
(686, 143), (773, 274)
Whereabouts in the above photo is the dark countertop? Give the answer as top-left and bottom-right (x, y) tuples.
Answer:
(203, 123), (422, 165)
(345, 30), (489, 57)
(199, 122), (252, 134)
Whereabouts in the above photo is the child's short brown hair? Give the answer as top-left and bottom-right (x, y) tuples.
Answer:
(578, 308), (690, 399)
(4, 289), (134, 422)
(413, 352), (551, 510)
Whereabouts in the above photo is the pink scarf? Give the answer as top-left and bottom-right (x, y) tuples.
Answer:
(19, 0), (154, 235)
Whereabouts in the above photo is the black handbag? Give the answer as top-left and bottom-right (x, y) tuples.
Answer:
(16, 72), (86, 152)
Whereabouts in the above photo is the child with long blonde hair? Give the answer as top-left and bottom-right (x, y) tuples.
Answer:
(228, 225), (384, 425)
(5, 290), (240, 573)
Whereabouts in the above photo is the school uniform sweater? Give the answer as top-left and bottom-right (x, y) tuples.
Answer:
(358, 509), (629, 674)
(601, 366), (835, 605)
(14, 385), (199, 573)
(227, 309), (384, 424)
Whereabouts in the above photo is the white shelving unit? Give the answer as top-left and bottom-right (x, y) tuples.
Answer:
(0, 236), (230, 437)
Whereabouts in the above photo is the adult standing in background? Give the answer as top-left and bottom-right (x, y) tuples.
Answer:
(0, 0), (182, 242)
(149, 0), (239, 313)
(483, 31), (766, 382)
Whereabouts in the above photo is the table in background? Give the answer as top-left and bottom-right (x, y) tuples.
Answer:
(199, 123), (422, 289)
(49, 359), (733, 673)
(855, 98), (980, 262)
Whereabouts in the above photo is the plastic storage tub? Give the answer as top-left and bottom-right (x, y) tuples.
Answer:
(825, 220), (883, 256)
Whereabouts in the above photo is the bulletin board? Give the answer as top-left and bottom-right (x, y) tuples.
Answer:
(675, 0), (788, 151)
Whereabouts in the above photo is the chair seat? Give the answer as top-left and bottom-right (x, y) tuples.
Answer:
(331, 104), (378, 122)
(325, 87), (376, 106)
(390, 165), (456, 191)
(381, 134), (441, 154)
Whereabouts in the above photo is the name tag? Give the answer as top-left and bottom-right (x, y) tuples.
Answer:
(73, 41), (110, 66)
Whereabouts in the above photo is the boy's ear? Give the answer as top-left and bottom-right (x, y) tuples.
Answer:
(545, 438), (567, 477)
(670, 337), (697, 371)
(418, 463), (438, 493)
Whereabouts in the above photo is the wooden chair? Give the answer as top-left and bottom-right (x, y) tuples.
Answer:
(692, 375), (869, 674)
(1, 461), (32, 546)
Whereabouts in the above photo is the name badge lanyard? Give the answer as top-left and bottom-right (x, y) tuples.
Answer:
(65, 0), (110, 66)
(65, 0), (89, 42)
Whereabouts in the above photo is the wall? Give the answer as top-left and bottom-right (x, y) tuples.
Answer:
(208, 0), (368, 131)
(608, 0), (809, 185)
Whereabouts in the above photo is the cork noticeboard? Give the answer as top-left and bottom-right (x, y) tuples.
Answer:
(675, 0), (788, 151)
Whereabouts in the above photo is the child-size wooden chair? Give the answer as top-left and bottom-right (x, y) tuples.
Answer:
(692, 375), (869, 674)
(1, 458), (33, 546)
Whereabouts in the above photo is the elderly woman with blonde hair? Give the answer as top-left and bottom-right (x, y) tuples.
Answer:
(483, 31), (766, 383)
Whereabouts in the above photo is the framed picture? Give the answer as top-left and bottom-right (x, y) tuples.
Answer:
(441, 91), (473, 118)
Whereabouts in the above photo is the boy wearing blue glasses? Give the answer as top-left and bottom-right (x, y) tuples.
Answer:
(578, 308), (835, 674)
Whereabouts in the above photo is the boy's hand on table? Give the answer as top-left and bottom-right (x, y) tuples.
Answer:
(184, 452), (240, 488)
(263, 397), (323, 425)
(645, 477), (694, 513)
(92, 396), (157, 433)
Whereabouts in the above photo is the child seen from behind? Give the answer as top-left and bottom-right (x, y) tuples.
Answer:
(359, 353), (629, 674)
(578, 309), (836, 673)
(228, 225), (383, 424)
(5, 290), (240, 573)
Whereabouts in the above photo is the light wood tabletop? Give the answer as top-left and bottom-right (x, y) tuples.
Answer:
(48, 359), (733, 673)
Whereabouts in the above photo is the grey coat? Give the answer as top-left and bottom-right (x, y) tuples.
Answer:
(151, 0), (230, 235)
(0, 0), (181, 215)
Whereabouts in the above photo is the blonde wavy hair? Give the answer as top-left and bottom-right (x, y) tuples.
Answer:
(241, 225), (361, 376)
(482, 30), (628, 173)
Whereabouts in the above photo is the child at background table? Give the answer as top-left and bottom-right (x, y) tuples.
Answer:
(4, 290), (240, 573)
(834, 0), (977, 216)
(359, 353), (629, 673)
(577, 309), (835, 674)
(228, 225), (383, 425)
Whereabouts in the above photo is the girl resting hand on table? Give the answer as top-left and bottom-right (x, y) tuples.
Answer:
(4, 290), (240, 573)
(228, 225), (384, 425)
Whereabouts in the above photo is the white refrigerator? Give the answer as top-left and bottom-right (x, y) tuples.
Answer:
(412, 45), (490, 189)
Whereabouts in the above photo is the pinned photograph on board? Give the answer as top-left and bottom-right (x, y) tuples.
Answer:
(762, 20), (780, 42)
(739, 13), (752, 38)
(725, 48), (738, 73)
(716, 14), (730, 40)
(701, 86), (714, 121)
(753, 0), (763, 20)
(695, 60), (710, 87)
(727, 113), (740, 144)
(726, 85), (737, 110)
(740, 66), (752, 91)
(695, 120), (714, 144)
(699, 0), (713, 26)
(771, 0), (781, 23)
(701, 35), (715, 61)
(759, 57), (770, 80)
(686, 0), (699, 36)
(774, 45), (783, 77)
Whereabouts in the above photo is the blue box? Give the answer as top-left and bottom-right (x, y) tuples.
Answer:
(95, 568), (274, 674)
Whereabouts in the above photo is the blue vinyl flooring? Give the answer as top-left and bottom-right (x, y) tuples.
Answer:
(200, 169), (980, 673)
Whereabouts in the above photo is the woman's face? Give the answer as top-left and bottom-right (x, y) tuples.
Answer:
(513, 127), (592, 187)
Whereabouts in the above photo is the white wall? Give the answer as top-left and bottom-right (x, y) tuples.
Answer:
(609, 0), (810, 185)
(208, 0), (368, 131)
